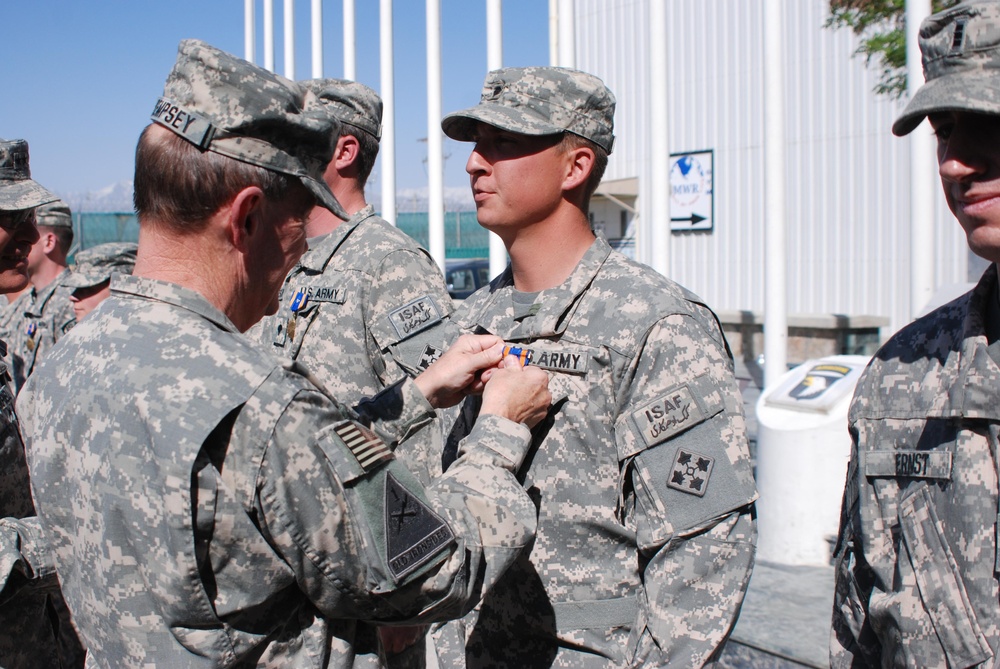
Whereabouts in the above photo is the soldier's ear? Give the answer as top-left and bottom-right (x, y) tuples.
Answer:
(335, 133), (361, 171)
(227, 186), (265, 253)
(562, 144), (595, 193)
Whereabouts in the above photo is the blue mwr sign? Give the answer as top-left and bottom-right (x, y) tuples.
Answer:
(669, 149), (713, 232)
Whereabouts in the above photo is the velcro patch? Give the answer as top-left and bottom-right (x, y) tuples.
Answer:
(333, 421), (394, 471)
(151, 98), (216, 148)
(667, 449), (715, 496)
(527, 347), (588, 374)
(384, 472), (455, 579)
(297, 284), (347, 304)
(416, 345), (444, 372)
(388, 296), (442, 339)
(864, 450), (953, 480)
(631, 385), (707, 448)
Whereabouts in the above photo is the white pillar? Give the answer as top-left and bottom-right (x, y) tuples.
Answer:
(245, 0), (256, 63)
(548, 0), (558, 66)
(649, 0), (669, 277)
(311, 0), (323, 78)
(426, 0), (446, 270)
(283, 0), (295, 79)
(344, 0), (357, 80)
(380, 0), (397, 226)
(763, 0), (788, 388)
(907, 0), (934, 318)
(264, 0), (275, 72)
(557, 0), (575, 68)
(487, 0), (507, 279)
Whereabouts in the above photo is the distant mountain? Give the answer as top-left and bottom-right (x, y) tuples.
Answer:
(59, 180), (135, 213)
(61, 181), (475, 214)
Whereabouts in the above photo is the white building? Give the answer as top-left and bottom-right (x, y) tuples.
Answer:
(576, 0), (974, 349)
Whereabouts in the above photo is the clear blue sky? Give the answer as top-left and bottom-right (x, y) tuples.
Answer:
(1, 1), (550, 199)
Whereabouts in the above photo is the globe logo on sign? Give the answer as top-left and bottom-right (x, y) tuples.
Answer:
(670, 155), (705, 207)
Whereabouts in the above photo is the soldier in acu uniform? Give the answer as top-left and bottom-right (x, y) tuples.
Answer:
(61, 241), (137, 322)
(5, 198), (76, 394)
(247, 75), (461, 669)
(19, 40), (551, 669)
(432, 67), (758, 668)
(832, 2), (1000, 666)
(0, 138), (84, 667)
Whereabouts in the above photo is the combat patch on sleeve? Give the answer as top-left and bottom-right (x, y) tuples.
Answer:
(333, 420), (394, 472)
(864, 450), (952, 480)
(388, 296), (443, 340)
(666, 448), (715, 497)
(384, 472), (455, 579)
(415, 344), (445, 372)
(629, 375), (724, 449)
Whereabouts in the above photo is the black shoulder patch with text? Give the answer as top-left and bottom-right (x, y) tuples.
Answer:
(384, 472), (455, 579)
(388, 296), (443, 339)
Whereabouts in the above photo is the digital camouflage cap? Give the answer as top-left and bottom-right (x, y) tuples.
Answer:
(35, 199), (73, 229)
(0, 139), (58, 212)
(152, 39), (348, 219)
(64, 242), (138, 291)
(442, 66), (616, 153)
(894, 0), (1000, 136)
(304, 79), (383, 140)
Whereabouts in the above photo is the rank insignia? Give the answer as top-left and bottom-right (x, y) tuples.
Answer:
(667, 448), (714, 497)
(384, 472), (454, 579)
(501, 344), (532, 366)
(334, 420), (394, 472)
(417, 345), (444, 371)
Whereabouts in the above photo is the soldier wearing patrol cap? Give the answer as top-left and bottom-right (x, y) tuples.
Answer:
(433, 66), (758, 667)
(0, 139), (85, 667)
(832, 1), (1000, 665)
(62, 242), (137, 321)
(19, 39), (551, 668)
(4, 198), (77, 395)
(246, 78), (461, 666)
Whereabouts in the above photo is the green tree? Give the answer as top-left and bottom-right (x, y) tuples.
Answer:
(827, 0), (959, 98)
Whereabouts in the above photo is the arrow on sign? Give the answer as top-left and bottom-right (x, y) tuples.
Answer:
(670, 213), (707, 226)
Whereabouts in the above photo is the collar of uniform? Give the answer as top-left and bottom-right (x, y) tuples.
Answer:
(460, 236), (613, 339)
(24, 268), (71, 318)
(298, 203), (377, 273)
(854, 264), (1000, 420)
(110, 273), (240, 334)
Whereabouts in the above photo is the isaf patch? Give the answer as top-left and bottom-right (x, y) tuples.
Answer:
(384, 472), (455, 579)
(416, 345), (444, 372)
(667, 449), (715, 497)
(333, 420), (394, 472)
(388, 296), (442, 339)
(632, 385), (706, 447)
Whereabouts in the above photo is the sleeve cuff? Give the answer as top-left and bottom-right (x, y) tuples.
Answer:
(456, 414), (532, 472)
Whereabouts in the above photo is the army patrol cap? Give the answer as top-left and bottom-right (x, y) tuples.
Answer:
(304, 78), (383, 140)
(35, 199), (73, 229)
(64, 242), (138, 290)
(442, 66), (616, 154)
(894, 0), (1000, 136)
(0, 139), (58, 212)
(152, 39), (348, 219)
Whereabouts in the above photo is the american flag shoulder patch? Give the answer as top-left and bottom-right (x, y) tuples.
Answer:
(333, 420), (394, 471)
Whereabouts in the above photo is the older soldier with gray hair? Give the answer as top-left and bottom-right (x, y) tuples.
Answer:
(0, 139), (84, 667)
(433, 66), (758, 667)
(832, 1), (1000, 666)
(20, 39), (550, 668)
